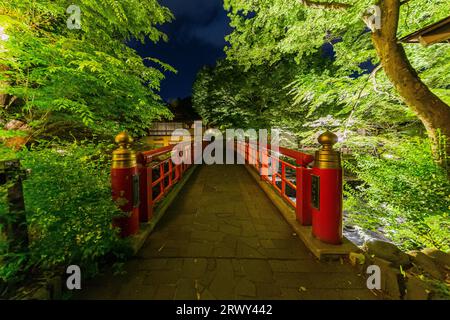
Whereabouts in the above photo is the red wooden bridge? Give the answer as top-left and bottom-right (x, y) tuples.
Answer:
(77, 132), (378, 300)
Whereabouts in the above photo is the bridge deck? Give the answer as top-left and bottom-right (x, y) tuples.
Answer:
(77, 165), (377, 300)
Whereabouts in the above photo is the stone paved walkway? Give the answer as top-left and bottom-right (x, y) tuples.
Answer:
(76, 165), (378, 300)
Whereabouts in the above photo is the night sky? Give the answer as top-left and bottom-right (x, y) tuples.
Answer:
(131, 0), (233, 101)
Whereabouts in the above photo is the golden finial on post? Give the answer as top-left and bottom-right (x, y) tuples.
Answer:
(112, 132), (137, 168)
(115, 131), (133, 147)
(314, 131), (341, 169)
(318, 131), (338, 149)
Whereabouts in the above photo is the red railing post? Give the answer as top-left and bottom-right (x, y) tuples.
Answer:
(311, 131), (343, 245)
(111, 132), (140, 237)
(160, 163), (165, 193)
(260, 148), (269, 180)
(168, 160), (173, 187)
(137, 153), (153, 223)
(296, 160), (313, 226)
(245, 139), (249, 164)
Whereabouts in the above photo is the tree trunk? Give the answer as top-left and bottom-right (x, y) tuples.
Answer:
(372, 0), (450, 167)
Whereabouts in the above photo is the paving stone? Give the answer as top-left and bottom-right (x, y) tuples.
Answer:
(240, 259), (273, 282)
(241, 223), (258, 237)
(258, 231), (293, 240)
(117, 284), (158, 300)
(199, 288), (217, 300)
(166, 258), (184, 271)
(146, 246), (181, 258)
(219, 224), (242, 236)
(274, 272), (367, 290)
(219, 235), (238, 248)
(216, 212), (235, 219)
(207, 259), (217, 272)
(260, 239), (277, 249)
(223, 219), (242, 228)
(130, 258), (167, 271)
(215, 259), (234, 274)
(213, 246), (236, 257)
(191, 230), (224, 242)
(235, 279), (257, 297)
(254, 224), (267, 232)
(198, 271), (216, 289)
(192, 221), (219, 231)
(209, 273), (235, 300)
(256, 283), (282, 298)
(154, 284), (177, 300)
(143, 270), (181, 285)
(280, 287), (302, 300)
(236, 242), (266, 258)
(182, 258), (208, 278)
(338, 289), (379, 300)
(268, 260), (288, 273)
(297, 289), (344, 300)
(167, 231), (192, 240)
(285, 260), (324, 272)
(272, 239), (300, 249)
(267, 247), (313, 260)
(186, 242), (214, 257)
(238, 237), (260, 248)
(175, 279), (197, 300)
(231, 259), (245, 276)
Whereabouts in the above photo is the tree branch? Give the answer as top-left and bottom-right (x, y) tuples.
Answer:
(298, 0), (352, 10)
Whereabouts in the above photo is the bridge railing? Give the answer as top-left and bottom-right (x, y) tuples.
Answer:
(136, 142), (195, 223)
(236, 140), (315, 226)
(237, 132), (344, 245)
(111, 132), (203, 237)
(111, 132), (343, 245)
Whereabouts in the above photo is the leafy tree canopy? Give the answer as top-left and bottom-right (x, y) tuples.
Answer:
(0, 0), (175, 139)
(194, 0), (449, 148)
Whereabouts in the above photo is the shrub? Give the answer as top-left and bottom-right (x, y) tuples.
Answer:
(0, 141), (129, 294)
(344, 138), (450, 251)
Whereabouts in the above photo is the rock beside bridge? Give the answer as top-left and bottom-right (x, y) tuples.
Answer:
(363, 240), (410, 267)
(408, 250), (445, 280)
(359, 239), (450, 300)
(421, 248), (450, 271)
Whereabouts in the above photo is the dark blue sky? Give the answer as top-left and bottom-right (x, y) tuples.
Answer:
(131, 0), (232, 101)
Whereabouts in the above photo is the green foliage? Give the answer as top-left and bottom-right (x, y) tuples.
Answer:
(0, 0), (175, 139)
(20, 141), (126, 269)
(218, 0), (449, 138)
(344, 139), (450, 251)
(0, 0), (175, 295)
(193, 58), (301, 130)
(0, 141), (130, 292)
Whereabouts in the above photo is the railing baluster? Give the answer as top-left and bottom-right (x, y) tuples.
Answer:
(169, 160), (173, 188)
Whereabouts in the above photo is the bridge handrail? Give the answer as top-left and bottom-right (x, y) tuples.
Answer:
(112, 132), (343, 245)
(237, 139), (315, 222)
(137, 141), (195, 216)
(243, 140), (314, 166)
